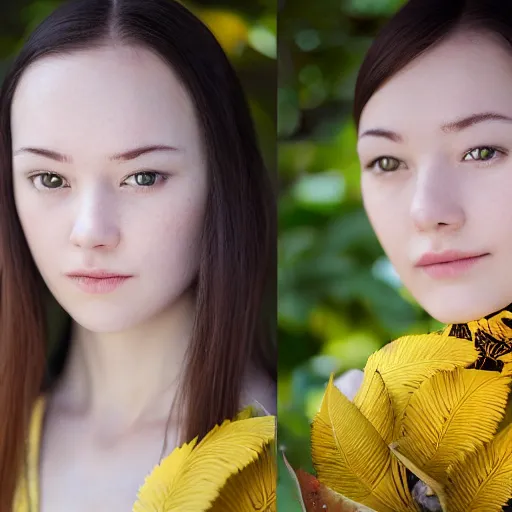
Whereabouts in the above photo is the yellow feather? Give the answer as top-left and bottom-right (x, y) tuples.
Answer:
(502, 358), (512, 377)
(355, 334), (478, 429)
(389, 444), (445, 506)
(208, 442), (276, 511)
(444, 422), (512, 512)
(498, 392), (512, 433)
(353, 369), (394, 444)
(392, 368), (511, 483)
(311, 375), (415, 512)
(133, 416), (275, 512)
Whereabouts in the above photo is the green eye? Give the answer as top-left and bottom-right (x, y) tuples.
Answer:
(375, 157), (400, 172)
(464, 147), (497, 161)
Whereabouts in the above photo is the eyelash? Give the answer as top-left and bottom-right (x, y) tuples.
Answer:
(364, 145), (508, 174)
(26, 170), (170, 193)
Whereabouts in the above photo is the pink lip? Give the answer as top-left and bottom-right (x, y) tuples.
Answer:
(66, 270), (133, 294)
(415, 251), (489, 278)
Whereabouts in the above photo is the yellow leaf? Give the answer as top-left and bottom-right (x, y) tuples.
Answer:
(393, 368), (511, 483)
(389, 444), (445, 507)
(502, 355), (512, 377)
(311, 375), (414, 512)
(133, 416), (275, 512)
(444, 423), (512, 512)
(355, 334), (478, 428)
(353, 370), (394, 444)
(497, 392), (512, 433)
(208, 442), (276, 511)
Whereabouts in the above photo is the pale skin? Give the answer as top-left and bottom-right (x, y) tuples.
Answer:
(338, 30), (512, 395)
(11, 44), (275, 511)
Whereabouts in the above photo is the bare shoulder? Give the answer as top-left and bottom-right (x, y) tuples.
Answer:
(241, 366), (277, 415)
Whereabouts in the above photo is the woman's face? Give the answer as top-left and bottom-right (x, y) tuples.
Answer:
(11, 45), (208, 333)
(359, 30), (512, 324)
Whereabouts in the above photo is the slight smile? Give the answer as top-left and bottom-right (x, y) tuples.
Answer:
(415, 251), (490, 279)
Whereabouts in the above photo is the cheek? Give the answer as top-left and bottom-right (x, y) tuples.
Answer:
(362, 177), (409, 260)
(137, 188), (207, 274)
(14, 189), (65, 272)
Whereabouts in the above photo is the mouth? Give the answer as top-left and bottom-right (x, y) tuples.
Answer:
(65, 270), (133, 294)
(415, 251), (489, 278)
(66, 269), (132, 279)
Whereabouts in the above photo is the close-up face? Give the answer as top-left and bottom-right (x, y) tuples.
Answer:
(11, 44), (208, 333)
(358, 30), (512, 324)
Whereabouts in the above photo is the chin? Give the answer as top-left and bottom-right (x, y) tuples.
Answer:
(68, 311), (146, 333)
(59, 298), (158, 333)
(420, 295), (512, 326)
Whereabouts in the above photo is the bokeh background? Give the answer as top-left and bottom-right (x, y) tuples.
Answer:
(0, 0), (276, 174)
(277, 0), (443, 508)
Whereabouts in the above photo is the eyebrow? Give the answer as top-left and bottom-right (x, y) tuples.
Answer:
(358, 112), (512, 143)
(12, 144), (182, 163)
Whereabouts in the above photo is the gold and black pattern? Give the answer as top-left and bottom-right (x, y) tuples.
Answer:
(443, 305), (512, 372)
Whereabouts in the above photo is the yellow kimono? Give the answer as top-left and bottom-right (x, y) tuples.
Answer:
(14, 396), (276, 511)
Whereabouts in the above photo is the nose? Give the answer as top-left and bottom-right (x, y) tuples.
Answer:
(69, 189), (120, 250)
(410, 165), (466, 233)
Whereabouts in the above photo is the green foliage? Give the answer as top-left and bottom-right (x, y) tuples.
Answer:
(277, 0), (440, 504)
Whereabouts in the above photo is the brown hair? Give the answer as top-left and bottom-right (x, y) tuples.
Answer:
(353, 0), (512, 129)
(0, 0), (275, 506)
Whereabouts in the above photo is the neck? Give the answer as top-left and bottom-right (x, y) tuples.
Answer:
(52, 289), (195, 430)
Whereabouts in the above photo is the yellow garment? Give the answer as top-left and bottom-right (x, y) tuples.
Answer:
(14, 396), (276, 511)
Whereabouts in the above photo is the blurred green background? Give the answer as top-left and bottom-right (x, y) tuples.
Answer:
(0, 0), (276, 175)
(277, 0), (443, 508)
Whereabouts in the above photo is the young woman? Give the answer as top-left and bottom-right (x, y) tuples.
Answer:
(0, 0), (276, 509)
(313, 0), (512, 510)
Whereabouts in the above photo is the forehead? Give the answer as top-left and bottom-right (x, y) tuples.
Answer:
(359, 30), (512, 135)
(11, 44), (198, 154)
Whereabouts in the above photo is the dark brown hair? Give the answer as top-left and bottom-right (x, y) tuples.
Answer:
(0, 0), (275, 506)
(353, 0), (512, 129)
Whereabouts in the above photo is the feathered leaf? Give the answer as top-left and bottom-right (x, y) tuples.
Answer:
(355, 334), (478, 429)
(208, 442), (276, 511)
(393, 368), (511, 483)
(353, 370), (394, 444)
(444, 422), (512, 511)
(498, 392), (512, 433)
(502, 357), (512, 377)
(389, 444), (444, 506)
(133, 416), (275, 511)
(311, 375), (414, 512)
